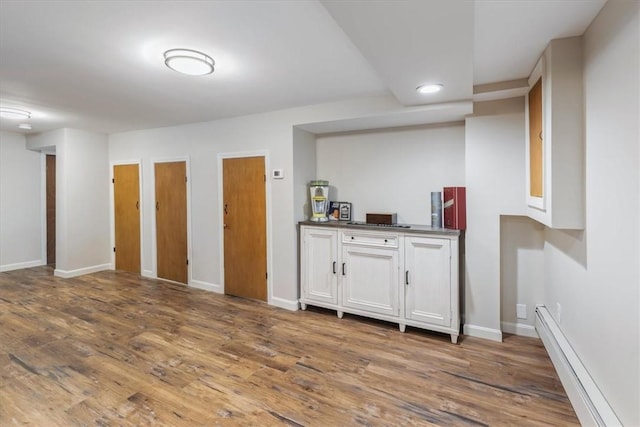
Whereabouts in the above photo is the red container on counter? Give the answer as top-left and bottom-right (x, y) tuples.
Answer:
(443, 187), (466, 230)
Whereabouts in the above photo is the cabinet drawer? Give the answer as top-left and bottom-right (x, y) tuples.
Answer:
(341, 231), (399, 248)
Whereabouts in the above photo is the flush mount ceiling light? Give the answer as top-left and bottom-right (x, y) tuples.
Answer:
(164, 48), (214, 76)
(0, 107), (31, 119)
(18, 123), (32, 130)
(416, 84), (443, 94)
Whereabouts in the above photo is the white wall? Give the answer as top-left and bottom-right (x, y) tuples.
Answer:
(292, 127), (317, 299)
(316, 123), (465, 224)
(500, 215), (544, 335)
(56, 129), (110, 275)
(25, 128), (111, 277)
(543, 1), (639, 424)
(108, 95), (422, 308)
(109, 113), (297, 305)
(26, 128), (64, 151)
(464, 98), (526, 341)
(0, 131), (43, 271)
(292, 127), (317, 223)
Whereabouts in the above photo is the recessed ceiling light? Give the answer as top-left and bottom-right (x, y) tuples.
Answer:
(164, 48), (214, 76)
(416, 84), (443, 94)
(18, 123), (32, 130)
(0, 107), (31, 119)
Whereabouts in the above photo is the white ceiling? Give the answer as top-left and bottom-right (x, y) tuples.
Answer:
(0, 0), (606, 135)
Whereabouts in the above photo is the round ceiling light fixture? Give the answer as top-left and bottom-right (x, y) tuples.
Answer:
(19, 123), (33, 130)
(416, 83), (443, 94)
(0, 107), (31, 119)
(164, 48), (214, 76)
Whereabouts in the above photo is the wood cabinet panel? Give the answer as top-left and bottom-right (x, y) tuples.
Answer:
(528, 77), (543, 198)
(405, 236), (451, 327)
(301, 228), (338, 305)
(341, 244), (399, 317)
(525, 37), (584, 229)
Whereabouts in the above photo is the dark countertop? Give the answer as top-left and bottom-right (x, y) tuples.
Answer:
(298, 220), (461, 236)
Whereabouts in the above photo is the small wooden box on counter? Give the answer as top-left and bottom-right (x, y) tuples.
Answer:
(366, 213), (397, 225)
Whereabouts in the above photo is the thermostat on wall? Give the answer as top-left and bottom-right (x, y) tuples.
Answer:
(272, 169), (284, 179)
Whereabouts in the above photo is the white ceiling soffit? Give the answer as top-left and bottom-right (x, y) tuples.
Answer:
(473, 0), (607, 85)
(0, 1), (386, 134)
(320, 0), (473, 107)
(297, 101), (472, 135)
(0, 1), (608, 135)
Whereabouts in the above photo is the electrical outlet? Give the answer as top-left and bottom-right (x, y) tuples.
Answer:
(516, 303), (527, 319)
(556, 302), (562, 324)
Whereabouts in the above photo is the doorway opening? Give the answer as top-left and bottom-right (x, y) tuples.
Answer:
(46, 154), (55, 267)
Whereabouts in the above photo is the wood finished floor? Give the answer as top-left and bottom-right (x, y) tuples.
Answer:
(0, 267), (578, 426)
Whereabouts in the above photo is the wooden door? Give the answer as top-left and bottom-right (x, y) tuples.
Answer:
(114, 164), (141, 274)
(405, 236), (451, 327)
(223, 156), (267, 301)
(529, 77), (543, 197)
(155, 161), (188, 284)
(46, 155), (56, 266)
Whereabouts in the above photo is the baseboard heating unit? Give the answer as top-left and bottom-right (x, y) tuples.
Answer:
(535, 305), (621, 426)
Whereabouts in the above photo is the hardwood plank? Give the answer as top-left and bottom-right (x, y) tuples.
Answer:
(0, 266), (579, 426)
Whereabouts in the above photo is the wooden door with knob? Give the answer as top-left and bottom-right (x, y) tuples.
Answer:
(155, 161), (188, 284)
(222, 156), (267, 301)
(113, 164), (141, 273)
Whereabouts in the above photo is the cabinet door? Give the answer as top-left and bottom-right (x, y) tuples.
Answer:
(405, 237), (451, 327)
(302, 228), (338, 305)
(341, 245), (399, 316)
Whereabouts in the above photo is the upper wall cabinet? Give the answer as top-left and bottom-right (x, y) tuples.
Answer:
(525, 37), (585, 230)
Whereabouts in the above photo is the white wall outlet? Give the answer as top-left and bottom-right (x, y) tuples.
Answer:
(272, 169), (284, 179)
(556, 302), (562, 324)
(516, 303), (527, 319)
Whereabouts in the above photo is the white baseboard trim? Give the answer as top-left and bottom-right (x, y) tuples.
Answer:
(141, 269), (154, 279)
(54, 263), (112, 278)
(190, 280), (223, 294)
(270, 297), (299, 311)
(463, 324), (503, 342)
(501, 321), (539, 338)
(0, 259), (44, 272)
(535, 305), (620, 426)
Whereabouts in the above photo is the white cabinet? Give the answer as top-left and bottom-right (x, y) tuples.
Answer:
(341, 231), (400, 317)
(300, 227), (339, 307)
(525, 36), (585, 229)
(300, 224), (459, 343)
(404, 236), (455, 333)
